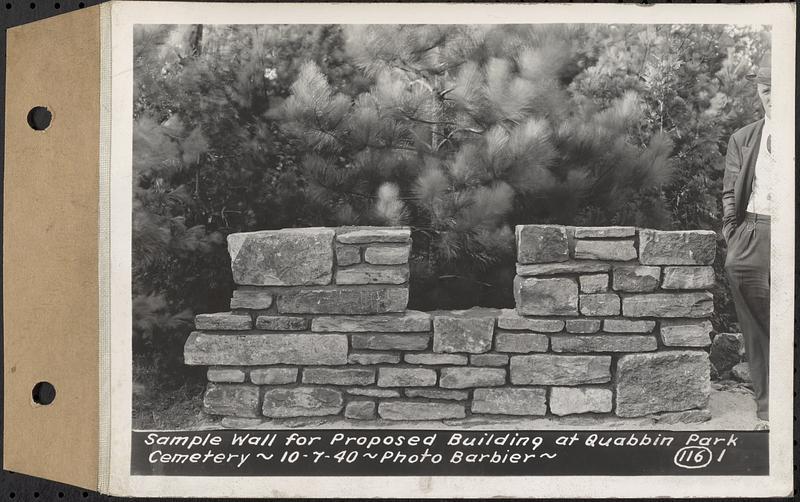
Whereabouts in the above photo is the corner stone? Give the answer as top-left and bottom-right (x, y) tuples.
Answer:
(262, 387), (343, 417)
(660, 320), (712, 347)
(661, 266), (715, 290)
(472, 388), (546, 415)
(639, 229), (716, 265)
(516, 225), (569, 264)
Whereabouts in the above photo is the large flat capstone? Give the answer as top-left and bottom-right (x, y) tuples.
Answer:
(185, 332), (348, 366)
(514, 277), (578, 316)
(262, 387), (343, 417)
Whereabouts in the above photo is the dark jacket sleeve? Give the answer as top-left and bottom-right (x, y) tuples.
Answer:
(721, 133), (740, 242)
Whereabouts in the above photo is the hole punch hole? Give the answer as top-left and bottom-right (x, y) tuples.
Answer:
(32, 381), (56, 405)
(27, 106), (52, 131)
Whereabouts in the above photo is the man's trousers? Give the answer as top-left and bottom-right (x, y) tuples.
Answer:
(724, 212), (770, 420)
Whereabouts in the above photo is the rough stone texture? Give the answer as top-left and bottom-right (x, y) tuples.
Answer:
(579, 274), (608, 293)
(433, 314), (495, 354)
(603, 319), (656, 333)
(510, 355), (611, 385)
(472, 388), (546, 415)
(347, 352), (401, 365)
(660, 320), (712, 347)
(514, 277), (578, 316)
(255, 316), (307, 331)
(638, 229), (716, 265)
(709, 333), (745, 375)
(574, 240), (637, 261)
(439, 367), (506, 388)
(612, 266), (661, 292)
(336, 227), (411, 244)
(377, 367), (437, 387)
(516, 225), (569, 264)
(230, 290), (273, 310)
(346, 388), (400, 398)
(574, 226), (636, 238)
(335, 245), (361, 266)
(615, 351), (710, 417)
(731, 362), (752, 382)
(565, 319), (601, 334)
(250, 368), (298, 385)
(345, 400), (377, 420)
(221, 417), (264, 428)
(351, 333), (430, 351)
(311, 311), (430, 333)
(494, 332), (549, 353)
(549, 387), (613, 416)
(579, 293), (620, 316)
(336, 265), (409, 285)
(516, 261), (610, 276)
(551, 335), (657, 353)
(496, 309), (564, 332)
(364, 246), (410, 265)
(262, 387), (344, 417)
(277, 287), (408, 314)
(185, 332), (348, 366)
(204, 383), (260, 418)
(654, 409), (712, 424)
(302, 367), (375, 386)
(195, 313), (252, 331)
(623, 292), (714, 318)
(661, 266), (715, 290)
(405, 388), (469, 401)
(228, 228), (334, 286)
(404, 353), (468, 365)
(207, 367), (246, 383)
(379, 401), (466, 420)
(470, 354), (510, 367)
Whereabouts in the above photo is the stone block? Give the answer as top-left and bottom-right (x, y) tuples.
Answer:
(336, 264), (409, 285)
(311, 311), (430, 333)
(377, 367), (437, 387)
(302, 367), (376, 386)
(347, 388), (400, 398)
(230, 290), (274, 310)
(250, 367), (298, 385)
(660, 320), (712, 347)
(516, 261), (610, 276)
(207, 367), (246, 383)
(638, 229), (716, 265)
(228, 228), (334, 286)
(510, 354), (611, 385)
(262, 387), (344, 417)
(405, 389), (469, 401)
(347, 352), (401, 365)
(494, 332), (549, 353)
(203, 383), (260, 418)
(653, 409), (712, 424)
(603, 319), (656, 333)
(579, 274), (608, 293)
(404, 353), (468, 365)
(549, 387), (612, 416)
(516, 225), (569, 264)
(185, 332), (348, 366)
(221, 417), (264, 428)
(378, 401), (466, 420)
(433, 314), (495, 354)
(255, 316), (307, 331)
(662, 266), (715, 290)
(496, 309), (564, 332)
(709, 333), (745, 375)
(472, 388), (546, 415)
(336, 227), (411, 244)
(345, 400), (377, 420)
(514, 277), (578, 316)
(615, 351), (710, 417)
(574, 226), (636, 238)
(573, 240), (637, 261)
(351, 333), (430, 351)
(731, 362), (751, 382)
(277, 287), (408, 314)
(551, 335), (657, 353)
(470, 354), (510, 367)
(612, 265), (661, 292)
(622, 292), (713, 318)
(439, 367), (506, 388)
(195, 312), (252, 331)
(565, 319), (601, 333)
(335, 244), (361, 266)
(579, 293), (620, 316)
(364, 246), (410, 265)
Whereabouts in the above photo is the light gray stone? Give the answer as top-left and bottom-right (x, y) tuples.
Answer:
(579, 293), (620, 316)
(262, 387), (343, 417)
(255, 316), (307, 331)
(404, 353), (468, 365)
(311, 311), (430, 332)
(184, 332), (348, 366)
(230, 290), (274, 310)
(346, 388), (400, 398)
(510, 354), (611, 385)
(709, 333), (745, 375)
(347, 352), (401, 365)
(574, 240), (637, 261)
(469, 354), (509, 367)
(336, 227), (411, 244)
(565, 319), (601, 333)
(345, 400), (377, 420)
(364, 246), (410, 265)
(433, 314), (495, 354)
(660, 320), (712, 347)
(496, 309), (564, 332)
(516, 225), (569, 264)
(662, 266), (715, 290)
(405, 389), (469, 401)
(336, 264), (409, 285)
(472, 388), (546, 415)
(551, 335), (657, 353)
(603, 319), (656, 333)
(377, 367), (437, 387)
(574, 226), (636, 238)
(549, 387), (613, 415)
(622, 292), (714, 318)
(203, 383), (260, 418)
(228, 228), (334, 286)
(207, 367), (246, 383)
(439, 367), (506, 388)
(351, 333), (430, 351)
(494, 332), (549, 353)
(302, 367), (375, 386)
(654, 409), (712, 424)
(615, 351), (710, 417)
(731, 362), (752, 382)
(579, 274), (608, 293)
(250, 367), (298, 385)
(612, 265), (661, 292)
(221, 417), (264, 428)
(378, 401), (466, 420)
(335, 244), (361, 266)
(639, 229), (716, 265)
(195, 312), (252, 331)
(277, 287), (408, 314)
(516, 261), (610, 276)
(514, 277), (578, 316)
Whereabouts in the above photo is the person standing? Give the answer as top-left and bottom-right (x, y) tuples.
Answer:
(721, 51), (772, 424)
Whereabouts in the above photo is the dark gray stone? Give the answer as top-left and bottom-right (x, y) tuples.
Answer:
(514, 277), (578, 316)
(612, 265), (661, 292)
(709, 333), (745, 375)
(203, 383), (260, 418)
(469, 354), (510, 367)
(255, 316), (307, 331)
(516, 225), (569, 264)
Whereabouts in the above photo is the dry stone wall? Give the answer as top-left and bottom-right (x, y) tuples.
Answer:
(185, 224), (715, 425)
